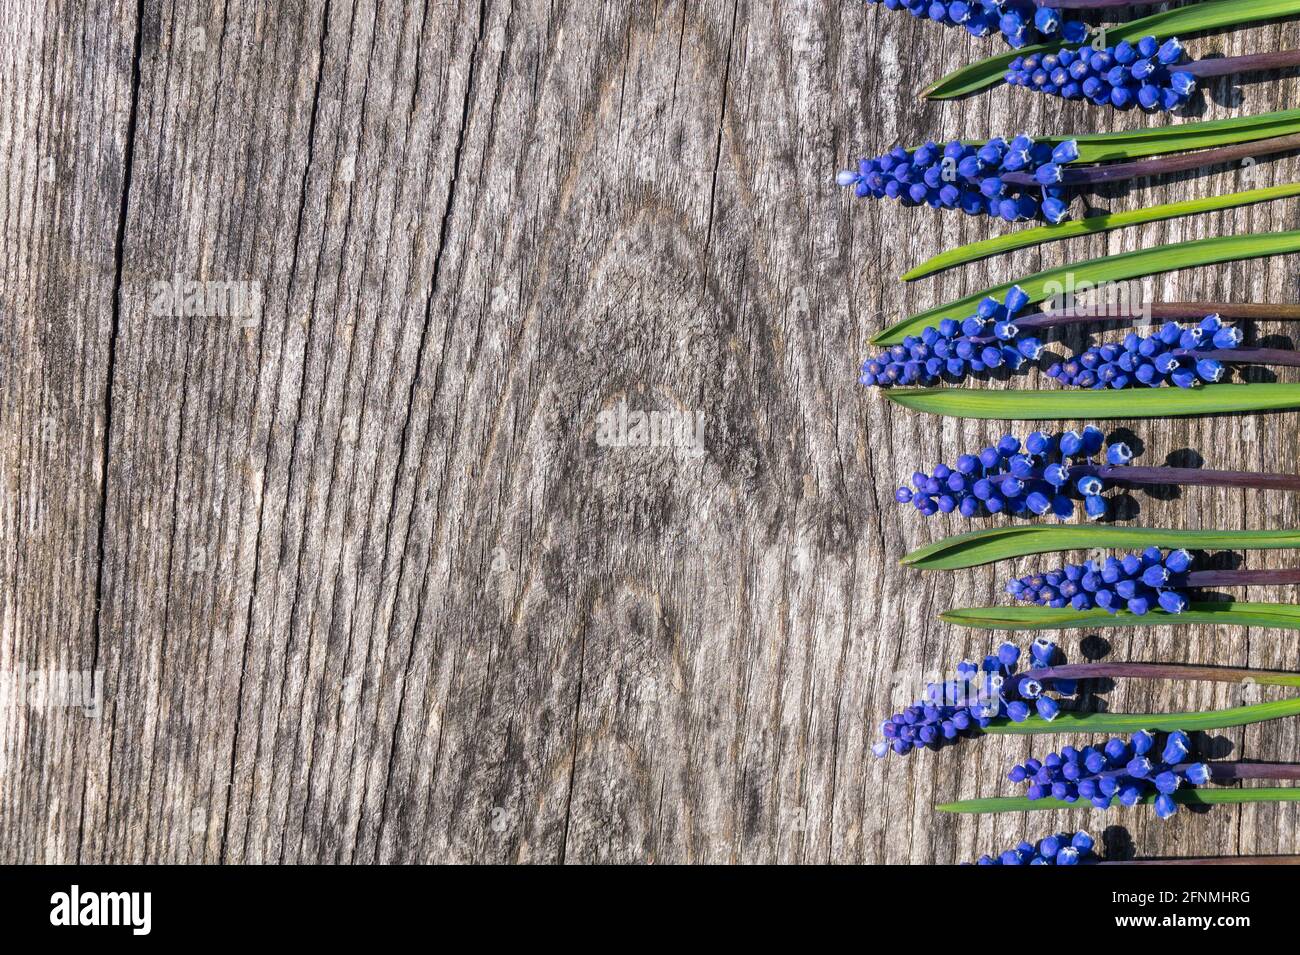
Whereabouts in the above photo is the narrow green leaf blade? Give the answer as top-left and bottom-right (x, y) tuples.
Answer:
(882, 383), (1300, 421)
(980, 697), (1300, 736)
(923, 0), (1300, 100)
(901, 184), (1300, 281)
(941, 601), (1300, 632)
(873, 230), (1300, 345)
(1068, 110), (1300, 164)
(902, 526), (1300, 571)
(937, 787), (1300, 814)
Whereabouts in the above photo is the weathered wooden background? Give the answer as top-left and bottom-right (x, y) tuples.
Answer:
(3, 0), (1300, 864)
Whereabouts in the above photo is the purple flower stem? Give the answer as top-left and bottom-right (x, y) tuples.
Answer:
(1067, 760), (1300, 784)
(1183, 51), (1300, 80)
(1188, 347), (1300, 367)
(1185, 568), (1300, 588)
(1015, 303), (1300, 332)
(1001, 133), (1300, 187)
(1072, 463), (1300, 493)
(1026, 662), (1300, 687)
(965, 304), (1300, 343)
(1207, 761), (1300, 782)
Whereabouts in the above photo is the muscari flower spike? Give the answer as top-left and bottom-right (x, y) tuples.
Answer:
(895, 425), (1133, 521)
(1046, 316), (1241, 389)
(860, 285), (1045, 388)
(973, 830), (1096, 866)
(1008, 730), (1211, 819)
(836, 138), (1079, 224)
(863, 0), (1090, 49)
(1005, 36), (1196, 111)
(873, 639), (1078, 758)
(1007, 546), (1194, 615)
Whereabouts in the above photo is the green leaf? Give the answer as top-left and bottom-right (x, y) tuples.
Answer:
(941, 109), (1300, 165)
(901, 184), (1300, 281)
(941, 601), (1300, 632)
(980, 697), (1300, 736)
(923, 0), (1300, 100)
(902, 526), (1300, 571)
(872, 230), (1300, 345)
(937, 787), (1300, 814)
(1067, 109), (1300, 164)
(882, 382), (1300, 421)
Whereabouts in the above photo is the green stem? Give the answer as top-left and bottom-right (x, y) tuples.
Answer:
(938, 787), (1300, 814)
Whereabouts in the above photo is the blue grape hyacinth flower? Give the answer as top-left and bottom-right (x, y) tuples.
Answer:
(860, 285), (1044, 388)
(873, 639), (1077, 758)
(863, 0), (1090, 49)
(1008, 731), (1210, 819)
(836, 138), (1078, 223)
(974, 830), (1096, 865)
(1005, 36), (1196, 112)
(1047, 316), (1240, 389)
(1006, 546), (1194, 615)
(894, 425), (1133, 521)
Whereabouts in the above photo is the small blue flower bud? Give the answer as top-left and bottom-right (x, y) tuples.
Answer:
(1036, 696), (1060, 721)
(1050, 140), (1079, 165)
(1105, 442), (1133, 465)
(1158, 591), (1187, 614)
(1042, 197), (1069, 223)
(1014, 643), (1047, 674)
(1162, 730), (1191, 764)
(1003, 285), (1030, 316)
(1156, 37), (1183, 64)
(1141, 564), (1169, 588)
(1196, 359), (1224, 382)
(1034, 163), (1062, 185)
(1026, 490), (1051, 514)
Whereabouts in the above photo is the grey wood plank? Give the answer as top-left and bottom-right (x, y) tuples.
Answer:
(3, 0), (1300, 864)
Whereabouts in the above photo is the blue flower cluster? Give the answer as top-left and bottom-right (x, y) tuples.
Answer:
(974, 830), (1096, 865)
(896, 426), (1134, 520)
(863, 0), (1089, 49)
(836, 138), (1078, 223)
(860, 285), (1044, 388)
(874, 639), (1077, 757)
(1009, 731), (1211, 819)
(1005, 36), (1197, 111)
(1007, 546), (1193, 615)
(1046, 316), (1240, 389)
